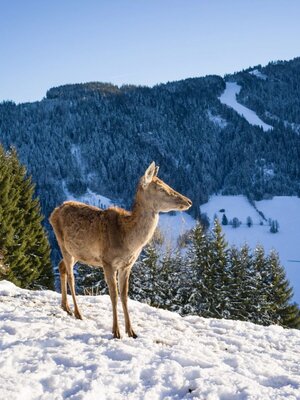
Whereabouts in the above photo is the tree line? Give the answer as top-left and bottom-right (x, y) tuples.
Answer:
(78, 219), (300, 329)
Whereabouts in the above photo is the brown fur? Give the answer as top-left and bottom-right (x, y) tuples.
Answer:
(49, 162), (192, 338)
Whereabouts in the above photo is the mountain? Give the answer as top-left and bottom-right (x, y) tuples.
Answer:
(1, 280), (300, 399)
(1, 57), (300, 222)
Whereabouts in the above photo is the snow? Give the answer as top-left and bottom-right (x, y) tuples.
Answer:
(159, 212), (196, 248)
(201, 195), (300, 305)
(63, 182), (113, 209)
(249, 69), (267, 80)
(207, 110), (227, 129)
(1, 281), (300, 400)
(219, 82), (273, 132)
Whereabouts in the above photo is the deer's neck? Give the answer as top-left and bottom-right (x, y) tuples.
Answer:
(127, 201), (159, 251)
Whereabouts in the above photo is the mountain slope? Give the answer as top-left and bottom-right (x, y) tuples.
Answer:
(1, 281), (300, 400)
(1, 57), (300, 227)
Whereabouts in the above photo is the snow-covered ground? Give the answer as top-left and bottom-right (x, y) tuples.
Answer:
(1, 280), (300, 400)
(63, 182), (114, 209)
(159, 212), (196, 248)
(249, 69), (267, 80)
(219, 82), (273, 131)
(201, 195), (300, 305)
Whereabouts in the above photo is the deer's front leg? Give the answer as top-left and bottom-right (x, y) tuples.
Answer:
(105, 269), (121, 339)
(118, 267), (137, 338)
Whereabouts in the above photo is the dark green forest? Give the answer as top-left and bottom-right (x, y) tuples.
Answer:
(1, 57), (300, 268)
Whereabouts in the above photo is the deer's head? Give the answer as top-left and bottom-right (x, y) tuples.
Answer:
(138, 162), (192, 213)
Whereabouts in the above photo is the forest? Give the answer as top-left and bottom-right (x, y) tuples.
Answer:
(1, 57), (300, 238)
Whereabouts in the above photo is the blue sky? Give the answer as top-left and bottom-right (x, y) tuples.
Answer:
(1, 0), (300, 103)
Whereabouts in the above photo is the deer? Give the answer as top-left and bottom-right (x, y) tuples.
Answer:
(49, 162), (192, 339)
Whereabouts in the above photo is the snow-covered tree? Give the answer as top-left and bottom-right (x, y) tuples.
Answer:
(0, 146), (54, 289)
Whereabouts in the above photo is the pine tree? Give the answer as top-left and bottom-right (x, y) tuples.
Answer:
(252, 244), (272, 325)
(227, 244), (257, 321)
(185, 222), (212, 316)
(209, 219), (229, 318)
(0, 146), (54, 289)
(266, 250), (300, 328)
(130, 242), (160, 306)
(222, 214), (228, 225)
(246, 216), (253, 227)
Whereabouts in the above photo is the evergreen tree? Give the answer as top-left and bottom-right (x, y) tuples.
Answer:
(246, 216), (253, 227)
(129, 242), (160, 306)
(227, 244), (257, 321)
(76, 263), (107, 295)
(0, 146), (54, 289)
(209, 219), (229, 318)
(185, 222), (212, 316)
(222, 214), (228, 226)
(252, 245), (272, 325)
(266, 250), (300, 328)
(270, 220), (279, 233)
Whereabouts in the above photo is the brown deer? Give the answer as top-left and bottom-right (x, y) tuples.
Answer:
(49, 162), (192, 338)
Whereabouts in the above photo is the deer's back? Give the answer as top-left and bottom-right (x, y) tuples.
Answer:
(50, 201), (105, 261)
(50, 201), (133, 267)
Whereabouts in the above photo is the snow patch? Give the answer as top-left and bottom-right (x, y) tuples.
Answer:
(62, 181), (113, 209)
(207, 110), (227, 129)
(219, 82), (273, 132)
(249, 69), (267, 80)
(0, 281), (300, 400)
(159, 212), (196, 248)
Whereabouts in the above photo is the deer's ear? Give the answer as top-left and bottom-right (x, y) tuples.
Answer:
(154, 166), (159, 176)
(141, 161), (156, 188)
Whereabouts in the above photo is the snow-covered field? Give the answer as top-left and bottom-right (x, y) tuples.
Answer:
(1, 280), (300, 400)
(201, 195), (300, 305)
(219, 82), (273, 131)
(159, 212), (195, 248)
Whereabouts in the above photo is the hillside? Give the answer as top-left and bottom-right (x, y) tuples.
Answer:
(1, 281), (300, 400)
(1, 57), (300, 227)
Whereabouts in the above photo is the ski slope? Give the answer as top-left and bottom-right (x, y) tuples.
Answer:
(1, 281), (300, 400)
(219, 82), (273, 131)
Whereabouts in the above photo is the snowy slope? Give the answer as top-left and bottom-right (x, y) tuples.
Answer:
(219, 82), (273, 131)
(63, 182), (114, 209)
(159, 212), (196, 248)
(201, 195), (300, 305)
(1, 280), (300, 400)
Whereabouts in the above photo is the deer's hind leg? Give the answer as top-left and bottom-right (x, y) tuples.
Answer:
(59, 260), (72, 315)
(61, 250), (83, 320)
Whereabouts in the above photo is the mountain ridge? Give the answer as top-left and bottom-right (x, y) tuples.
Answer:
(1, 57), (300, 228)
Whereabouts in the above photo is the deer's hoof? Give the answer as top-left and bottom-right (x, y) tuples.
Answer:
(127, 328), (138, 339)
(62, 304), (73, 316)
(74, 310), (83, 320)
(113, 329), (121, 339)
